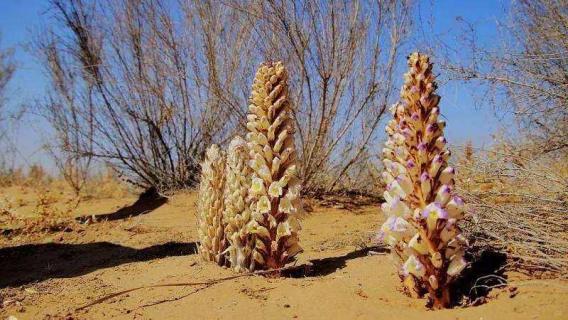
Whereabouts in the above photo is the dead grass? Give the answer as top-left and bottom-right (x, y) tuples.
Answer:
(455, 142), (568, 279)
(0, 166), (136, 241)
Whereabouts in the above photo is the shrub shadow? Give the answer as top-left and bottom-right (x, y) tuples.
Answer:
(0, 241), (197, 288)
(283, 245), (389, 278)
(76, 187), (167, 223)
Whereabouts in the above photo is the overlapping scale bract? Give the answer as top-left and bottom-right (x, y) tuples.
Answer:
(245, 61), (302, 270)
(379, 52), (468, 308)
(223, 136), (255, 272)
(197, 144), (227, 266)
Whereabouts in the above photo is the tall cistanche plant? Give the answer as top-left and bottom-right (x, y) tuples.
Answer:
(197, 144), (227, 266)
(379, 52), (468, 308)
(245, 61), (303, 270)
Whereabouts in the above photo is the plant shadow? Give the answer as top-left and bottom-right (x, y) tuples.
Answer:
(76, 187), (167, 223)
(452, 249), (508, 306)
(0, 241), (197, 288)
(283, 245), (389, 278)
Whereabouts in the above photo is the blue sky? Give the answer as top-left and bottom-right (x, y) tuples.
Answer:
(0, 0), (510, 169)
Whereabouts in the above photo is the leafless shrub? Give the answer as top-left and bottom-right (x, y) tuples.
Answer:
(0, 37), (15, 113)
(36, 0), (256, 192)
(36, 0), (413, 194)
(0, 36), (21, 170)
(439, 0), (567, 154)
(456, 141), (568, 278)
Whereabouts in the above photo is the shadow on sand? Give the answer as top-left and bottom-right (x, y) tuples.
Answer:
(0, 241), (197, 288)
(283, 245), (389, 278)
(76, 187), (168, 223)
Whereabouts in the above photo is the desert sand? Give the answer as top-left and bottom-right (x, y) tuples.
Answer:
(1, 191), (567, 319)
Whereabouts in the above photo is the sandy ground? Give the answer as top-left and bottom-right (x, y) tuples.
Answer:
(1, 191), (567, 319)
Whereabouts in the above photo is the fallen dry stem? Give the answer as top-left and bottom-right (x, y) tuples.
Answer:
(75, 263), (305, 311)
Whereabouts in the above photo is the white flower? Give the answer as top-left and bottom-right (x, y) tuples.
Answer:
(380, 216), (413, 242)
(408, 233), (429, 255)
(403, 255), (425, 278)
(387, 197), (412, 218)
(251, 176), (265, 195)
(386, 180), (407, 199)
(276, 221), (292, 241)
(257, 195), (271, 214)
(278, 196), (292, 213)
(447, 255), (467, 277)
(421, 202), (448, 232)
(268, 181), (284, 198)
(396, 174), (413, 195)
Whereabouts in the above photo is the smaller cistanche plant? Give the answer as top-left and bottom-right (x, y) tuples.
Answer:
(197, 144), (227, 266)
(223, 136), (255, 272)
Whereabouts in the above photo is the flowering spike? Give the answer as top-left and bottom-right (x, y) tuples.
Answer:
(378, 52), (469, 309)
(246, 61), (302, 270)
(197, 144), (227, 266)
(223, 136), (255, 272)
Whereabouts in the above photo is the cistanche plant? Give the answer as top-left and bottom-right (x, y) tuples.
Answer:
(379, 52), (468, 308)
(245, 61), (303, 270)
(197, 144), (227, 266)
(223, 136), (255, 272)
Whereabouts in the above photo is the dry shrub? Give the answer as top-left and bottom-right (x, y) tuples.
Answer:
(37, 0), (413, 194)
(456, 141), (568, 278)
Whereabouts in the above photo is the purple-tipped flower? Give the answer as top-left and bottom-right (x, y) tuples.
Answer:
(426, 123), (437, 134)
(421, 202), (445, 219)
(411, 112), (420, 122)
(420, 172), (432, 197)
(435, 184), (452, 205)
(417, 142), (428, 163)
(435, 136), (447, 149)
(397, 175), (414, 195)
(429, 154), (444, 176)
(440, 166), (455, 185)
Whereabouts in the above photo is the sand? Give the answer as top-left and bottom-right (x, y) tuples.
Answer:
(1, 192), (567, 319)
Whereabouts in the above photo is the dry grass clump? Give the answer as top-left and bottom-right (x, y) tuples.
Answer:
(0, 165), (133, 239)
(0, 190), (75, 237)
(0, 165), (51, 188)
(456, 142), (568, 278)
